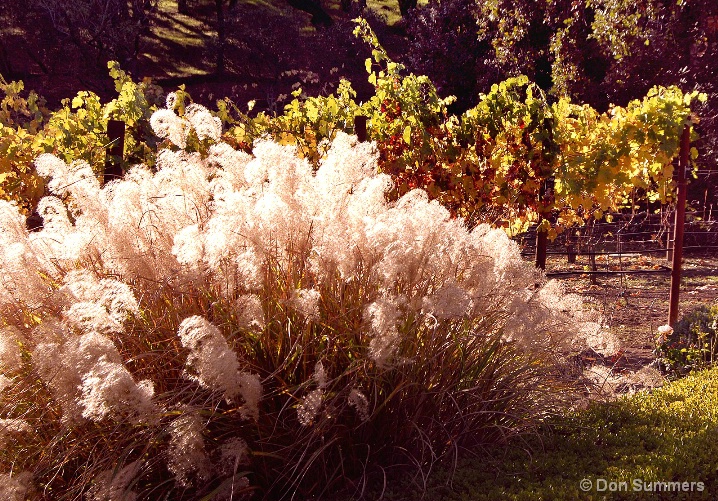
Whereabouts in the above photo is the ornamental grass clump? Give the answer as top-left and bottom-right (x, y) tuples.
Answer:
(0, 101), (612, 500)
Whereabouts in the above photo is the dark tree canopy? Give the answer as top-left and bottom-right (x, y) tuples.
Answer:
(402, 0), (718, 174)
(1, 0), (716, 180)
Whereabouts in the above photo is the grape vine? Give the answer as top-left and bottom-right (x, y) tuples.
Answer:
(0, 20), (705, 239)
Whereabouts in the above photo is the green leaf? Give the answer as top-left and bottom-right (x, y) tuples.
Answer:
(403, 126), (411, 145)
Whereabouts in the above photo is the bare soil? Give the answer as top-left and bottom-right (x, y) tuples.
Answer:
(545, 253), (718, 372)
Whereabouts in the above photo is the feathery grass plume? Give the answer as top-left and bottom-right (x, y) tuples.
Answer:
(582, 324), (620, 356)
(290, 288), (321, 321)
(583, 365), (624, 398)
(0, 418), (31, 448)
(35, 196), (72, 233)
(79, 359), (156, 423)
(165, 92), (178, 110)
(206, 142), (253, 204)
(185, 103), (222, 142)
(0, 124), (608, 499)
(60, 270), (140, 325)
(0, 471), (32, 501)
(151, 100), (220, 149)
(236, 372), (262, 421)
(210, 438), (253, 500)
(624, 366), (664, 390)
(347, 389), (370, 422)
(0, 375), (11, 393)
(363, 296), (404, 366)
(583, 364), (665, 401)
(34, 155), (100, 203)
(28, 197), (88, 267)
(297, 389), (324, 426)
(217, 437), (249, 476)
(0, 200), (55, 314)
(178, 315), (261, 417)
(167, 411), (211, 487)
(235, 294), (264, 330)
(0, 327), (23, 373)
(33, 329), (156, 424)
(178, 316), (240, 391)
(312, 361), (327, 389)
(64, 302), (123, 336)
(150, 109), (189, 149)
(87, 460), (141, 501)
(297, 361), (329, 426)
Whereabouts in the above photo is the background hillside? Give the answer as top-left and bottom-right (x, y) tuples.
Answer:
(1, 0), (716, 196)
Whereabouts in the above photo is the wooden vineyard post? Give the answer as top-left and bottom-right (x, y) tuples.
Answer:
(566, 233), (577, 264)
(104, 119), (125, 185)
(666, 203), (673, 261)
(535, 177), (554, 270)
(535, 220), (548, 270)
(354, 115), (367, 143)
(668, 125), (691, 327)
(588, 245), (598, 285)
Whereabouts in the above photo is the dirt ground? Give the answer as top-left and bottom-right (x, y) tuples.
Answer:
(544, 252), (718, 372)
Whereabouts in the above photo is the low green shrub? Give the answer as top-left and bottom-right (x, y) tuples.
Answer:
(381, 366), (718, 500)
(658, 303), (718, 376)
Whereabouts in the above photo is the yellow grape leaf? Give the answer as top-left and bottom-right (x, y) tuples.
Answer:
(306, 103), (319, 122)
(71, 95), (85, 109)
(403, 126), (411, 145)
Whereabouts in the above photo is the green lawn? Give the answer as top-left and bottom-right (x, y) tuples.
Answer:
(381, 367), (718, 500)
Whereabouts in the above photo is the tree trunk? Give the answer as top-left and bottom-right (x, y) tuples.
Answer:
(215, 0), (225, 75)
(117, 0), (129, 21)
(398, 0), (417, 17)
(345, 0), (367, 12)
(0, 38), (13, 79)
(286, 0), (332, 27)
(133, 0), (153, 28)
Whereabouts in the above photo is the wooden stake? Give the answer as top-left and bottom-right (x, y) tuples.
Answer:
(535, 220), (548, 270)
(103, 119), (125, 185)
(354, 115), (367, 143)
(668, 125), (691, 326)
(535, 177), (553, 270)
